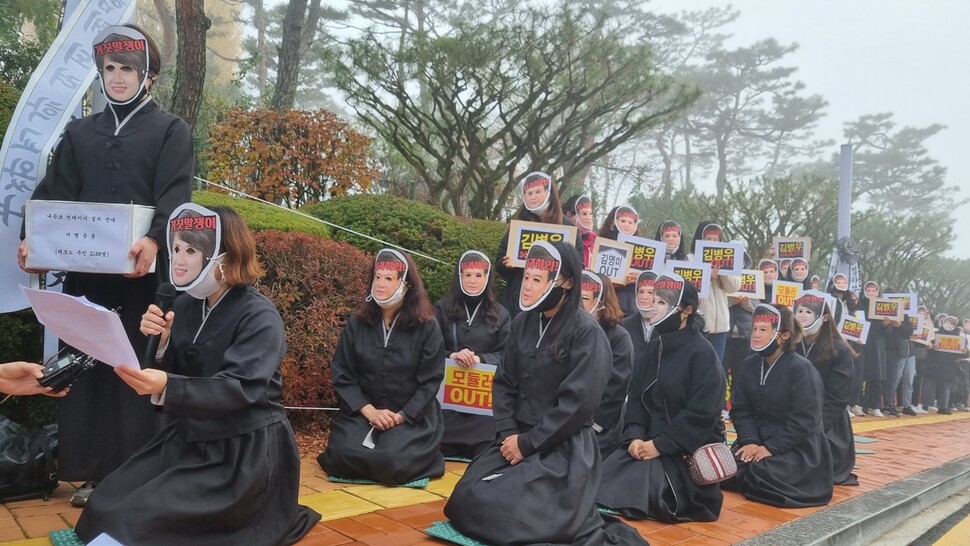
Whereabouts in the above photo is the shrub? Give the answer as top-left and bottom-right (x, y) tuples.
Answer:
(304, 195), (507, 301)
(254, 231), (372, 431)
(192, 190), (331, 238)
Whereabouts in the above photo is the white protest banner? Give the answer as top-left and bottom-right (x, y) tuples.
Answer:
(436, 360), (496, 416)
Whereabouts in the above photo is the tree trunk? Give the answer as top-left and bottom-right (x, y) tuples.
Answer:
(151, 0), (177, 70)
(170, 0), (210, 132)
(271, 0), (308, 110)
(252, 0), (267, 97)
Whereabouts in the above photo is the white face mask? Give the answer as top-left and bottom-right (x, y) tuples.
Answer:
(802, 317), (824, 336)
(373, 281), (407, 309)
(520, 171), (552, 215)
(93, 26), (152, 106)
(185, 253), (226, 300)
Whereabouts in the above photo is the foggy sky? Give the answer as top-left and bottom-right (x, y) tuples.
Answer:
(649, 0), (970, 259)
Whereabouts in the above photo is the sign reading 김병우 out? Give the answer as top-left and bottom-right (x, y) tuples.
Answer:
(436, 360), (496, 416)
(665, 260), (711, 298)
(727, 269), (765, 299)
(868, 297), (905, 321)
(773, 236), (812, 261)
(838, 313), (870, 344)
(505, 220), (577, 268)
(693, 240), (745, 276)
(617, 233), (665, 273)
(883, 292), (918, 314)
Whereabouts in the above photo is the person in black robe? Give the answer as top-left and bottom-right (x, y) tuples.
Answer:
(793, 292), (858, 486)
(859, 281), (908, 416)
(445, 241), (646, 545)
(596, 206), (642, 316)
(620, 271), (658, 366)
(319, 248), (446, 484)
(580, 272), (635, 458)
(76, 205), (320, 545)
(496, 172), (582, 318)
(17, 25), (193, 505)
(597, 274), (726, 522)
(757, 259), (777, 304)
(725, 304), (834, 508)
(921, 317), (969, 414)
(434, 250), (510, 459)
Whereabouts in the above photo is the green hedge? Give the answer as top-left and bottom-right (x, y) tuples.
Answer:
(304, 195), (508, 301)
(192, 190), (331, 238)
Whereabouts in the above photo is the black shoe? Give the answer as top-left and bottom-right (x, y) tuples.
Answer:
(902, 406), (918, 416)
(883, 407), (900, 417)
(938, 408), (953, 415)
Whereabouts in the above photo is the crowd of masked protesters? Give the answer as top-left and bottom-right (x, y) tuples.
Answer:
(13, 95), (969, 546)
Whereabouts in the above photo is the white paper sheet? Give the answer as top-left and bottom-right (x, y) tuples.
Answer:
(21, 286), (138, 368)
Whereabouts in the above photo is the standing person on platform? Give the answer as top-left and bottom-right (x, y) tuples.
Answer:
(597, 206), (642, 316)
(580, 271), (635, 458)
(76, 205), (321, 545)
(445, 242), (646, 545)
(495, 171), (580, 318)
(860, 281), (904, 417)
(621, 271), (658, 366)
(597, 274), (726, 523)
(725, 304), (833, 508)
(434, 251), (510, 459)
(793, 292), (858, 486)
(563, 194), (597, 268)
(828, 274), (865, 416)
(318, 249), (446, 484)
(922, 316), (969, 414)
(688, 221), (740, 362)
(655, 220), (687, 262)
(17, 24), (193, 507)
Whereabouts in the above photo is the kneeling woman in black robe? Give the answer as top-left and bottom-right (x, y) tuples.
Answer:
(318, 248), (446, 484)
(76, 204), (320, 545)
(793, 292), (858, 486)
(445, 241), (646, 545)
(597, 274), (726, 523)
(726, 304), (833, 508)
(434, 250), (510, 459)
(580, 271), (635, 459)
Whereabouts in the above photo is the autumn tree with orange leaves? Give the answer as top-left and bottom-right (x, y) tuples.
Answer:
(205, 108), (378, 207)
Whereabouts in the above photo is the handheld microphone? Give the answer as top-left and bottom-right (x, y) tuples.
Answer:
(142, 283), (178, 368)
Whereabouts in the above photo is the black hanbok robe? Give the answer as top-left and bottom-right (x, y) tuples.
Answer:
(445, 311), (646, 545)
(597, 327), (726, 522)
(319, 316), (446, 484)
(727, 352), (834, 507)
(25, 99), (194, 481)
(620, 313), (654, 371)
(76, 286), (321, 545)
(798, 340), (857, 485)
(594, 322), (635, 458)
(434, 300), (511, 459)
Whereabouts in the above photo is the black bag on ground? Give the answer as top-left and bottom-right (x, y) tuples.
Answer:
(0, 415), (58, 502)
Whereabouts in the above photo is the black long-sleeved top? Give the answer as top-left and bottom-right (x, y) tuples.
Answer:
(434, 300), (510, 366)
(595, 322), (634, 431)
(798, 341), (854, 430)
(493, 310), (611, 458)
(623, 326), (725, 455)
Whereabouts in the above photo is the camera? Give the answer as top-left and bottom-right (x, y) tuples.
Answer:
(39, 350), (97, 392)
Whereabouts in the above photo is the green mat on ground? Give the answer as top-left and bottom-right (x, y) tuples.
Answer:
(425, 521), (492, 546)
(597, 506), (621, 515)
(327, 475), (429, 488)
(50, 529), (84, 546)
(856, 448), (876, 454)
(444, 456), (473, 463)
(854, 436), (878, 443)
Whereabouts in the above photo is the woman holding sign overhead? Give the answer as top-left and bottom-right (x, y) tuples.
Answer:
(318, 249), (446, 484)
(446, 242), (646, 545)
(17, 24), (192, 506)
(689, 221), (740, 362)
(434, 251), (510, 459)
(496, 172), (582, 318)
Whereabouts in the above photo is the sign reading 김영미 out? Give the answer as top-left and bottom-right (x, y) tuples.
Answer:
(591, 238), (634, 284)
